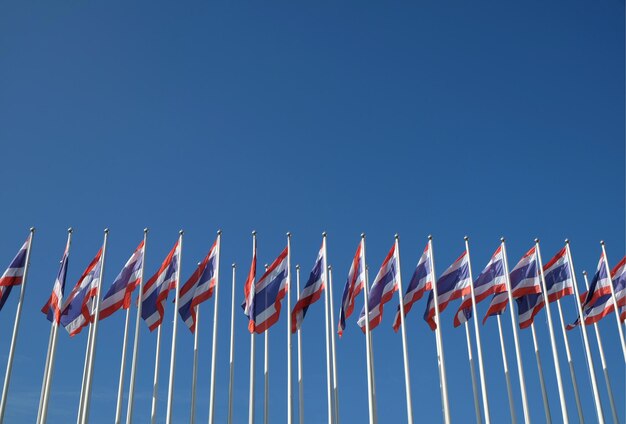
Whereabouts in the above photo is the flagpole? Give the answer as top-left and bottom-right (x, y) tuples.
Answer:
(554, 298), (583, 422)
(248, 231), (257, 424)
(599, 241), (626, 360)
(151, 324), (162, 424)
(227, 263), (236, 424)
(530, 323), (551, 423)
(295, 265), (304, 424)
(126, 228), (148, 424)
(287, 232), (293, 424)
(39, 228), (73, 424)
(208, 230), (223, 424)
(36, 323), (55, 423)
(361, 234), (376, 424)
(0, 228), (35, 422)
(264, 263), (269, 424)
(77, 324), (94, 423)
(464, 237), (490, 423)
(582, 271), (613, 424)
(328, 265), (340, 424)
(500, 238), (530, 424)
(366, 265), (378, 424)
(323, 239), (333, 424)
(190, 304), (200, 424)
(114, 307), (131, 424)
(166, 230), (184, 424)
(496, 315), (517, 424)
(534, 240), (568, 423)
(427, 236), (450, 424)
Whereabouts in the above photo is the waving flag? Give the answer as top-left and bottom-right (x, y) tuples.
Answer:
(100, 241), (144, 320)
(179, 240), (219, 332)
(393, 243), (433, 332)
(516, 294), (543, 329)
(60, 249), (103, 336)
(291, 245), (325, 333)
(584, 255), (613, 309)
(620, 306), (625, 322)
(241, 241), (257, 324)
(338, 242), (365, 337)
(454, 295), (473, 327)
(509, 246), (542, 297)
(0, 238), (30, 312)
(248, 247), (289, 334)
(358, 243), (399, 331)
(142, 241), (180, 331)
(542, 247), (574, 302)
(424, 251), (471, 330)
(483, 292), (509, 324)
(42, 242), (71, 324)
(611, 257), (626, 307)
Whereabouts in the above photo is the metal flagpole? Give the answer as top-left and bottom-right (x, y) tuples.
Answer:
(190, 304), (200, 424)
(264, 264), (269, 424)
(126, 228), (148, 424)
(464, 321), (482, 424)
(530, 323), (552, 424)
(534, 240), (569, 423)
(393, 235), (413, 423)
(328, 265), (340, 424)
(296, 265), (304, 424)
(599, 241), (626, 360)
(464, 237), (490, 423)
(0, 228), (35, 422)
(37, 323), (55, 423)
(554, 298), (583, 422)
(208, 230), (223, 424)
(500, 238), (531, 424)
(81, 228), (110, 424)
(361, 234), (376, 424)
(323, 242), (333, 424)
(151, 325), (162, 424)
(77, 324), (94, 423)
(496, 315), (517, 424)
(166, 230), (184, 424)
(366, 266), (378, 424)
(39, 228), (73, 424)
(287, 232), (293, 424)
(582, 271), (612, 424)
(114, 307), (132, 424)
(248, 231), (257, 424)
(227, 263), (236, 424)
(427, 236), (451, 424)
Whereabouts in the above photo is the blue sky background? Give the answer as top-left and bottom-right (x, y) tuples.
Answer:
(0, 1), (624, 423)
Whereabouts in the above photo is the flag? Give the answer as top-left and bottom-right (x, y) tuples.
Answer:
(99, 241), (144, 320)
(566, 293), (615, 330)
(483, 292), (509, 324)
(0, 238), (30, 312)
(291, 245), (325, 333)
(178, 240), (219, 333)
(241, 242), (257, 322)
(358, 243), (399, 332)
(424, 251), (471, 330)
(42, 241), (70, 324)
(584, 254), (613, 309)
(509, 246), (542, 298)
(338, 242), (365, 337)
(516, 293), (544, 329)
(248, 247), (289, 334)
(393, 242), (433, 332)
(454, 295), (473, 327)
(455, 245), (506, 327)
(620, 306), (625, 322)
(60, 248), (103, 336)
(141, 241), (180, 331)
(611, 257), (626, 307)
(542, 247), (574, 302)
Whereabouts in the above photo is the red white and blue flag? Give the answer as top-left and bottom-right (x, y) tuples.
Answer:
(248, 247), (289, 334)
(542, 247), (574, 302)
(611, 257), (626, 307)
(338, 242), (365, 337)
(0, 237), (30, 312)
(141, 241), (180, 331)
(99, 241), (144, 320)
(358, 243), (399, 332)
(424, 251), (471, 330)
(241, 242), (257, 325)
(454, 294), (473, 327)
(515, 293), (543, 329)
(178, 240), (219, 333)
(393, 243), (433, 332)
(291, 245), (325, 333)
(60, 248), (103, 336)
(42, 241), (71, 324)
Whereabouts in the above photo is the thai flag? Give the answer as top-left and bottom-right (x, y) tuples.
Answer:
(611, 257), (626, 307)
(358, 243), (399, 332)
(516, 293), (544, 329)
(453, 295), (473, 327)
(248, 247), (289, 334)
(338, 242), (365, 337)
(566, 293), (615, 330)
(620, 306), (625, 322)
(0, 238), (30, 312)
(423, 251), (471, 330)
(178, 240), (219, 333)
(509, 246), (542, 298)
(141, 241), (180, 331)
(542, 247), (574, 302)
(241, 243), (257, 325)
(455, 245), (506, 327)
(99, 241), (144, 320)
(42, 241), (70, 324)
(583, 254), (613, 309)
(291, 245), (325, 333)
(60, 249), (103, 336)
(483, 292), (509, 324)
(392, 243), (432, 332)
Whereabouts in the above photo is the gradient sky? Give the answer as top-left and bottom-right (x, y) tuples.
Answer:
(0, 1), (624, 423)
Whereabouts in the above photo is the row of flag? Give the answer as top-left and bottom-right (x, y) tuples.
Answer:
(0, 228), (623, 423)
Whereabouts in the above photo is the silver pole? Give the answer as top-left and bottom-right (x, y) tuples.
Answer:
(0, 228), (35, 422)
(114, 307), (131, 424)
(287, 233), (293, 424)
(227, 263), (236, 424)
(248, 232), (257, 424)
(361, 235), (376, 424)
(263, 264), (269, 424)
(208, 230), (222, 424)
(190, 305), (200, 424)
(296, 265), (304, 424)
(496, 315), (517, 424)
(531, 323), (552, 424)
(464, 321), (482, 424)
(599, 241), (626, 360)
(555, 298), (584, 422)
(328, 265), (340, 424)
(125, 228), (148, 424)
(36, 322), (55, 423)
(77, 323), (94, 423)
(150, 325), (162, 424)
(323, 242), (333, 424)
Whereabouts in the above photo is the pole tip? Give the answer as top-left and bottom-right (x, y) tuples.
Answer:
(264, 263), (269, 270)
(322, 231), (327, 237)
(217, 229), (222, 235)
(500, 236), (505, 242)
(534, 238), (539, 243)
(428, 234), (432, 240)
(104, 228), (109, 234)
(252, 230), (256, 236)
(296, 264), (300, 270)
(582, 270), (587, 275)
(361, 233), (366, 239)
(564, 238), (569, 244)
(600, 240), (605, 246)
(328, 265), (332, 271)
(68, 227), (73, 233)
(198, 262), (202, 267)
(144, 228), (149, 234)
(232, 263), (236, 268)
(286, 231), (291, 238)
(464, 235), (469, 241)
(29, 227), (35, 233)
(394, 233), (399, 240)
(179, 229), (184, 235)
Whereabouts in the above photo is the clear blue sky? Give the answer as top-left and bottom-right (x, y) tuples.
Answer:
(0, 1), (624, 423)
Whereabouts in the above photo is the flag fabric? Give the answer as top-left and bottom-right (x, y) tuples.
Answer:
(99, 241), (144, 320)
(248, 247), (289, 334)
(291, 245), (325, 333)
(455, 245), (506, 327)
(542, 247), (574, 302)
(178, 240), (219, 333)
(620, 306), (625, 322)
(516, 293), (544, 329)
(483, 292), (509, 324)
(358, 243), (399, 332)
(424, 251), (471, 330)
(60, 248), (103, 336)
(241, 243), (257, 323)
(611, 257), (626, 307)
(141, 241), (180, 331)
(454, 295), (473, 327)
(338, 242), (365, 337)
(0, 238), (30, 312)
(42, 242), (71, 324)
(509, 246), (542, 298)
(392, 243), (433, 332)
(584, 254), (614, 309)
(566, 293), (615, 330)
